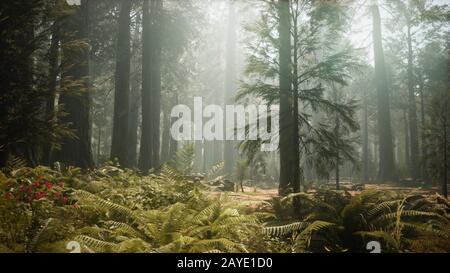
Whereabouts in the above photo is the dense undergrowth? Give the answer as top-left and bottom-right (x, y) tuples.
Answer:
(0, 157), (449, 253)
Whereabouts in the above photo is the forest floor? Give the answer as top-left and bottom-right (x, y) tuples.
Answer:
(210, 183), (445, 203)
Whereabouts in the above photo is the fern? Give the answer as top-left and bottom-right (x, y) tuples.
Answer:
(3, 154), (28, 173)
(28, 218), (53, 253)
(193, 199), (223, 225)
(171, 144), (194, 175)
(206, 162), (224, 180)
(75, 190), (137, 220)
(103, 221), (145, 239)
(398, 223), (448, 238)
(74, 235), (119, 253)
(372, 210), (448, 226)
(191, 238), (248, 253)
(263, 222), (310, 237)
(366, 200), (401, 220)
(76, 226), (111, 239)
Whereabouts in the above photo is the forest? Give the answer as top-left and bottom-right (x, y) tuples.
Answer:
(0, 0), (449, 254)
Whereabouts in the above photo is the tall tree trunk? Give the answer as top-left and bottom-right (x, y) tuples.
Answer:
(224, 0), (237, 175)
(96, 125), (101, 163)
(371, 4), (396, 182)
(213, 139), (222, 165)
(406, 25), (419, 180)
(127, 9), (141, 169)
(203, 141), (214, 171)
(419, 81), (427, 180)
(374, 142), (378, 170)
(363, 89), (369, 182)
(54, 0), (93, 168)
(43, 20), (60, 165)
(193, 140), (203, 171)
(127, 94), (139, 168)
(278, 0), (294, 195)
(334, 95), (340, 190)
(291, 7), (301, 194)
(335, 157), (340, 190)
(150, 0), (162, 168)
(404, 110), (410, 171)
(442, 98), (448, 198)
(168, 93), (178, 161)
(139, 0), (153, 173)
(111, 0), (132, 167)
(330, 85), (341, 189)
(161, 102), (171, 163)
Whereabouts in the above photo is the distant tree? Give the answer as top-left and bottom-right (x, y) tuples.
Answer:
(168, 93), (179, 161)
(277, 0), (295, 195)
(328, 85), (359, 189)
(139, 0), (154, 174)
(385, 0), (448, 181)
(239, 0), (361, 195)
(357, 67), (376, 183)
(151, 0), (163, 168)
(111, 0), (132, 167)
(371, 3), (396, 182)
(224, 0), (238, 175)
(159, 0), (202, 164)
(127, 8), (142, 169)
(419, 41), (449, 197)
(386, 0), (421, 180)
(139, 0), (163, 173)
(160, 99), (171, 163)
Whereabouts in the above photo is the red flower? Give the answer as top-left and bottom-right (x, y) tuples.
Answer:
(45, 181), (53, 189)
(27, 186), (33, 194)
(35, 192), (45, 200)
(33, 181), (40, 187)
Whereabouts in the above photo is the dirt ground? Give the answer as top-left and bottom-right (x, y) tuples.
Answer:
(209, 183), (447, 203)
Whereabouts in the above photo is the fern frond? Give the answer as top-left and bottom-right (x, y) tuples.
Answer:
(7, 154), (28, 171)
(206, 162), (224, 180)
(204, 249), (223, 253)
(298, 221), (337, 236)
(396, 223), (448, 238)
(263, 222), (310, 236)
(171, 144), (195, 175)
(280, 192), (312, 203)
(301, 221), (338, 246)
(74, 235), (119, 252)
(77, 226), (111, 239)
(191, 238), (248, 253)
(372, 210), (448, 225)
(280, 192), (337, 214)
(75, 190), (136, 219)
(366, 200), (401, 220)
(103, 221), (145, 239)
(29, 218), (53, 252)
(159, 164), (183, 181)
(193, 200), (222, 224)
